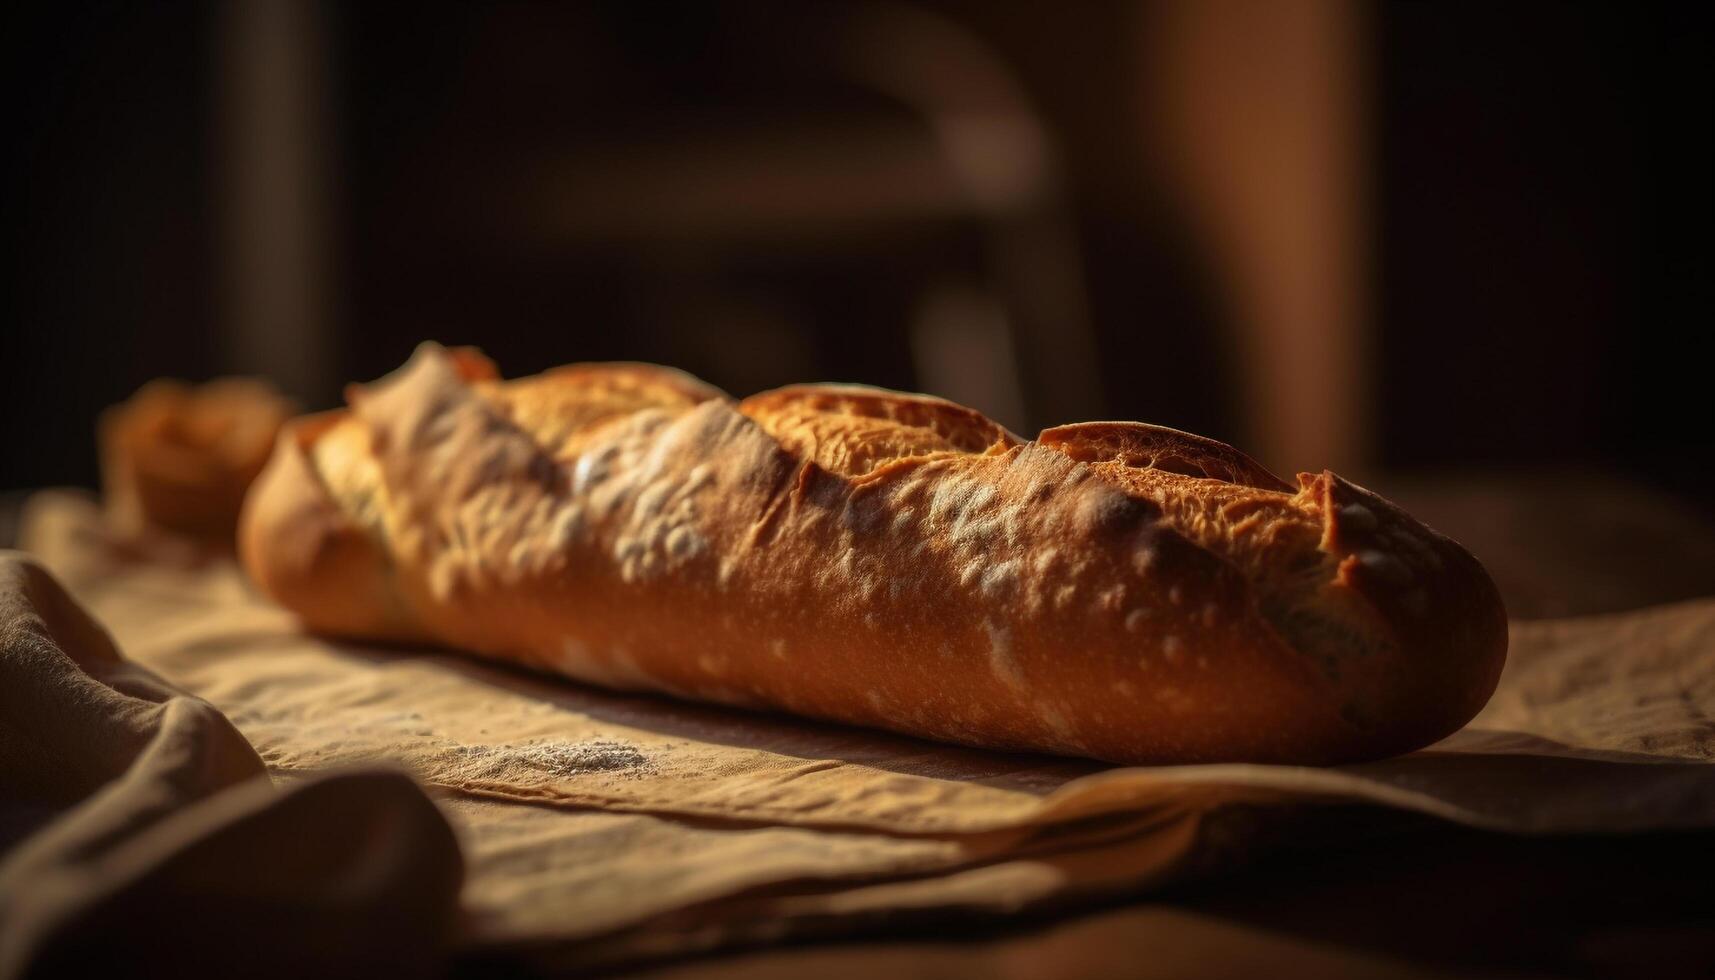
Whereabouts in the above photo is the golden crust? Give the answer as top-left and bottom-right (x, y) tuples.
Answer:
(238, 411), (428, 643)
(740, 385), (1021, 477)
(1039, 421), (1293, 491)
(485, 362), (728, 458)
(240, 343), (1508, 765)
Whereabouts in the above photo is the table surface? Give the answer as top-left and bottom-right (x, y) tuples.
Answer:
(10, 470), (1715, 979)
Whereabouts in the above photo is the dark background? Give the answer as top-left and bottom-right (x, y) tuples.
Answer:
(4, 2), (1711, 515)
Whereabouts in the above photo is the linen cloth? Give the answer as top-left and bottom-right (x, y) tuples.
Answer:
(5, 490), (1713, 975)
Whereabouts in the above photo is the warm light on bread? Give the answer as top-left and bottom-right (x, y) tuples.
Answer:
(240, 343), (1507, 765)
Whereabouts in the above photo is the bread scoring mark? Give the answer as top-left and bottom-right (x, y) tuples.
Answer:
(739, 384), (1017, 479)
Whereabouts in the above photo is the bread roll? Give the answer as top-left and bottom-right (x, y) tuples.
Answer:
(239, 344), (1507, 765)
(101, 378), (294, 544)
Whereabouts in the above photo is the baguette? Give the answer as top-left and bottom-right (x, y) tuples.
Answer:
(239, 344), (1507, 765)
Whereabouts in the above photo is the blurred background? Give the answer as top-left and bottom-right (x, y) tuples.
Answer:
(4, 1), (1713, 613)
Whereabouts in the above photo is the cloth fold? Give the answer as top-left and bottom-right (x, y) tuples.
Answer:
(7, 490), (1715, 975)
(0, 551), (461, 980)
